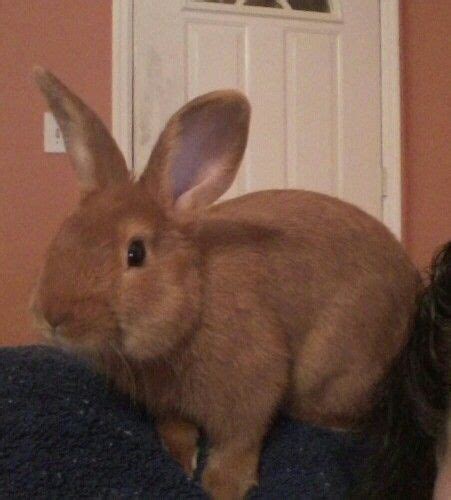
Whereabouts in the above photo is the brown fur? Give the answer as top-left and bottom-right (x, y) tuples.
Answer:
(32, 68), (421, 499)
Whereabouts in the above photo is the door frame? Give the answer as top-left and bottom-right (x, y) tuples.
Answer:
(112, 0), (402, 238)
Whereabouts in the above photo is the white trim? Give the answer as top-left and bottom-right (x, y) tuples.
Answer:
(112, 1), (402, 235)
(380, 0), (402, 238)
(112, 0), (134, 171)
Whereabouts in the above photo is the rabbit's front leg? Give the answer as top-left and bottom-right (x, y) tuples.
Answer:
(157, 418), (200, 476)
(202, 439), (261, 500)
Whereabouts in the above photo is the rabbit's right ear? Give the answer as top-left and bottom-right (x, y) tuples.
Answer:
(34, 67), (129, 194)
(140, 90), (250, 213)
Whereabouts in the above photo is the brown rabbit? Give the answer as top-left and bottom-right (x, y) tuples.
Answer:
(32, 67), (420, 500)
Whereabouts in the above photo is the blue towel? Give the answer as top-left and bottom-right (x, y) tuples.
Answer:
(0, 346), (370, 499)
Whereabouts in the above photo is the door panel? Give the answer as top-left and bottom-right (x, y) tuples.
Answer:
(186, 20), (249, 198)
(286, 31), (339, 194)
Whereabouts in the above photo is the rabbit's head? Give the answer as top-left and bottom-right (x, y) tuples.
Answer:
(31, 68), (250, 360)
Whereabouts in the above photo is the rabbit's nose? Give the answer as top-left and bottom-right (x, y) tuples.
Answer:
(46, 311), (70, 334)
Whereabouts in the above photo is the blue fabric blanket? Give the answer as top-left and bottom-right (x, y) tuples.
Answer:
(0, 346), (370, 498)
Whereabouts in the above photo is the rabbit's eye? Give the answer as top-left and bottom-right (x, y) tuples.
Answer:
(127, 240), (146, 267)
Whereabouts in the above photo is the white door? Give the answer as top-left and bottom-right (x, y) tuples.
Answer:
(133, 0), (383, 219)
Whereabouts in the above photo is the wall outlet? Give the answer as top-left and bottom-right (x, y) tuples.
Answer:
(44, 112), (66, 153)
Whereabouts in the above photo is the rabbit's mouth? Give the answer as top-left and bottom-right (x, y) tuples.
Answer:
(31, 302), (121, 359)
(32, 314), (53, 342)
(32, 312), (78, 354)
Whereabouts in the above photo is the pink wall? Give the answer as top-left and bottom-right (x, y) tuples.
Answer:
(0, 1), (449, 346)
(0, 0), (112, 345)
(401, 0), (451, 269)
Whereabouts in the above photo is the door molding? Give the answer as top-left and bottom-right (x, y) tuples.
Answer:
(112, 0), (402, 238)
(112, 0), (134, 170)
(380, 0), (402, 238)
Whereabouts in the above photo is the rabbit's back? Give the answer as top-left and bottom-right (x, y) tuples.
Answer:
(195, 189), (420, 427)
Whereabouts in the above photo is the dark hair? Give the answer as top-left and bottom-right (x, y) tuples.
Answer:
(353, 241), (451, 499)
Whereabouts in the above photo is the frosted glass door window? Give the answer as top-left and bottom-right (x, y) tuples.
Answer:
(244, 1), (283, 8)
(288, 0), (329, 12)
(195, 0), (330, 11)
(199, 0), (236, 4)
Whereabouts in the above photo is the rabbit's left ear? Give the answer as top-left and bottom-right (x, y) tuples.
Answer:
(140, 90), (250, 213)
(34, 67), (129, 194)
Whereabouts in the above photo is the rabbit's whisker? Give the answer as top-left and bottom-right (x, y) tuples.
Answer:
(108, 340), (137, 406)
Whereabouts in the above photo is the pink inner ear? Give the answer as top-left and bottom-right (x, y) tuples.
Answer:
(171, 105), (241, 201)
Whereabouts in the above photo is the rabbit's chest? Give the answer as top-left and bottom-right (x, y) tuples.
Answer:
(137, 362), (193, 416)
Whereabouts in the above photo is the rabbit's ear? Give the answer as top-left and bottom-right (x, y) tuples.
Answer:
(34, 67), (129, 193)
(140, 90), (250, 212)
